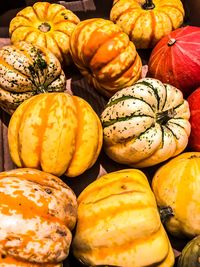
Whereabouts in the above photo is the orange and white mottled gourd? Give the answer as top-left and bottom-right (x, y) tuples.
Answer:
(73, 169), (175, 267)
(69, 18), (142, 97)
(8, 93), (102, 177)
(0, 41), (66, 114)
(101, 78), (190, 168)
(9, 2), (80, 65)
(0, 168), (77, 266)
(110, 0), (185, 49)
(152, 152), (200, 238)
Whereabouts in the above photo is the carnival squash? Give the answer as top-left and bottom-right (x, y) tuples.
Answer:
(73, 169), (174, 267)
(69, 18), (142, 97)
(101, 77), (190, 168)
(110, 0), (184, 49)
(9, 2), (80, 65)
(0, 168), (77, 266)
(152, 152), (200, 238)
(177, 235), (200, 267)
(8, 93), (103, 177)
(148, 26), (200, 97)
(0, 41), (66, 114)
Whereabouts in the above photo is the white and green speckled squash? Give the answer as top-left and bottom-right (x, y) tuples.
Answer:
(101, 78), (191, 168)
(0, 41), (66, 114)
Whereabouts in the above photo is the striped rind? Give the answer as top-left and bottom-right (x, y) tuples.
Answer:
(101, 78), (191, 167)
(73, 169), (174, 267)
(110, 0), (184, 49)
(8, 93), (103, 177)
(69, 18), (142, 97)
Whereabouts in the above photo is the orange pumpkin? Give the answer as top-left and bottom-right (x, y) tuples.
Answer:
(110, 0), (185, 49)
(9, 2), (80, 65)
(8, 93), (103, 177)
(69, 18), (142, 97)
(0, 168), (77, 266)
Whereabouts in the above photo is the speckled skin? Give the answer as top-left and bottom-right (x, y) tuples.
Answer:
(73, 169), (175, 267)
(0, 41), (66, 114)
(8, 93), (103, 177)
(0, 168), (77, 266)
(101, 78), (191, 168)
(9, 2), (80, 65)
(110, 0), (185, 49)
(69, 18), (142, 97)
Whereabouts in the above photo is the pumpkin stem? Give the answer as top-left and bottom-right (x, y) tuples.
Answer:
(38, 22), (51, 33)
(36, 85), (47, 94)
(142, 0), (155, 10)
(156, 108), (176, 125)
(168, 38), (176, 46)
(159, 206), (174, 224)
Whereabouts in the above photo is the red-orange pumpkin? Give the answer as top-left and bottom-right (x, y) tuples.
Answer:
(148, 26), (200, 97)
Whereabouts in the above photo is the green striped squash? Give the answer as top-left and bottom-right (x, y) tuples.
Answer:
(178, 236), (200, 267)
(101, 78), (191, 168)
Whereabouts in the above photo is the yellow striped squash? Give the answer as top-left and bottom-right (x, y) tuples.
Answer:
(8, 93), (103, 177)
(73, 169), (174, 267)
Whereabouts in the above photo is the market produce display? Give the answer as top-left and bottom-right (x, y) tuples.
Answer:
(9, 2), (80, 65)
(0, 168), (77, 266)
(73, 169), (174, 267)
(148, 26), (200, 96)
(0, 41), (66, 114)
(1, 0), (200, 266)
(152, 152), (200, 238)
(8, 93), (103, 177)
(101, 77), (191, 168)
(69, 18), (142, 97)
(110, 0), (184, 49)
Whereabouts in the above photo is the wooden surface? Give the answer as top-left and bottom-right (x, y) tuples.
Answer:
(0, 0), (199, 265)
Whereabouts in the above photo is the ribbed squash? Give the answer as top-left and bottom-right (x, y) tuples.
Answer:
(8, 93), (103, 177)
(0, 41), (66, 114)
(110, 0), (184, 49)
(178, 235), (200, 267)
(0, 168), (77, 266)
(69, 18), (142, 97)
(101, 78), (190, 168)
(148, 26), (200, 97)
(73, 169), (175, 267)
(9, 2), (80, 65)
(152, 152), (200, 238)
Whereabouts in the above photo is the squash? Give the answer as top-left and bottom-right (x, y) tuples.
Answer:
(9, 1), (80, 65)
(72, 169), (175, 267)
(152, 152), (200, 238)
(101, 77), (190, 168)
(69, 18), (142, 97)
(0, 168), (77, 266)
(148, 26), (200, 97)
(0, 41), (66, 114)
(177, 235), (200, 267)
(8, 93), (103, 177)
(110, 0), (184, 49)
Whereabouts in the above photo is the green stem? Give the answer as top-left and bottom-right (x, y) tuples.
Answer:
(38, 22), (51, 32)
(156, 108), (176, 125)
(142, 0), (155, 10)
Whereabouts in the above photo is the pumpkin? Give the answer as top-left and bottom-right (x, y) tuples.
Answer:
(177, 235), (200, 267)
(0, 41), (66, 114)
(101, 77), (191, 168)
(72, 169), (175, 267)
(110, 0), (184, 49)
(69, 18), (142, 97)
(0, 168), (77, 266)
(9, 1), (80, 65)
(8, 93), (103, 177)
(148, 26), (200, 97)
(152, 152), (200, 238)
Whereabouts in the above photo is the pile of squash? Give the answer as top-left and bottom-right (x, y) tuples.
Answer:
(1, 0), (200, 266)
